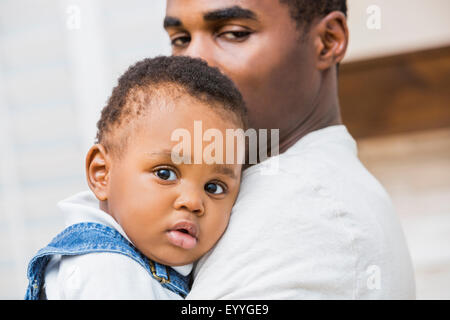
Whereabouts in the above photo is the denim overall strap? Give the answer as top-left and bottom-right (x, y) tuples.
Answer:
(25, 222), (190, 299)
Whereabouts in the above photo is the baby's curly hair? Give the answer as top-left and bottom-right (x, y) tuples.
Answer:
(96, 56), (248, 154)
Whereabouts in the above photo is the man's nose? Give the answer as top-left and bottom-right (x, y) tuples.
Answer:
(173, 187), (205, 217)
(183, 34), (218, 69)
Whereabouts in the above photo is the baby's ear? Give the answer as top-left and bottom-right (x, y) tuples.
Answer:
(85, 144), (110, 201)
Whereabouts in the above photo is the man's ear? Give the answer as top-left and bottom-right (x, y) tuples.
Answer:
(313, 11), (349, 71)
(85, 144), (111, 201)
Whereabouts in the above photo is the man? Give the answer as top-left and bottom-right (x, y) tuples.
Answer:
(164, 0), (416, 299)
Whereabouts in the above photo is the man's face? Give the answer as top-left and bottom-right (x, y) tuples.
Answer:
(164, 0), (320, 141)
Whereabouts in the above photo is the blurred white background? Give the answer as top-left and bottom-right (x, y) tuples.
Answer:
(1, 0), (449, 299)
(0, 0), (170, 299)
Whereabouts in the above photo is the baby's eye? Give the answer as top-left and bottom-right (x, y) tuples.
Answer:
(155, 168), (177, 181)
(204, 182), (225, 195)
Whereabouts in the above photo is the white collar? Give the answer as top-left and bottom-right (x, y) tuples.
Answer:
(57, 190), (192, 276)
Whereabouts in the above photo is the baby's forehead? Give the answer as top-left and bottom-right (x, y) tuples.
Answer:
(126, 84), (179, 113)
(127, 84), (198, 115)
(125, 84), (243, 128)
(107, 86), (240, 156)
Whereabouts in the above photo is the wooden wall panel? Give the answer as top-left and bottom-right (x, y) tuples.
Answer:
(339, 46), (450, 139)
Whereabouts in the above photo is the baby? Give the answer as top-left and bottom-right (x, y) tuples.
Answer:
(25, 56), (248, 299)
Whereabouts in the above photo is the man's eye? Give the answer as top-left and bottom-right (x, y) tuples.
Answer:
(155, 169), (177, 181)
(171, 36), (190, 47)
(204, 182), (225, 195)
(220, 31), (251, 41)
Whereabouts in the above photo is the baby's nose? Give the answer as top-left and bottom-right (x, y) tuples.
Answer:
(173, 189), (205, 217)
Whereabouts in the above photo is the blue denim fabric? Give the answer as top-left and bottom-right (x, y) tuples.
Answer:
(25, 222), (190, 300)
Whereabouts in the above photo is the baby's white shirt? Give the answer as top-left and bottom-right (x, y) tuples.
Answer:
(44, 191), (192, 300)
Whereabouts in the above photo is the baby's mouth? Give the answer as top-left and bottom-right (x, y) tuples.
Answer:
(166, 221), (198, 250)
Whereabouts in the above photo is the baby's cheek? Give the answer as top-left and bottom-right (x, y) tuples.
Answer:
(121, 214), (156, 246)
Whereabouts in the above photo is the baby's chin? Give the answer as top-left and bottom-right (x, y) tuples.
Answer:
(140, 245), (203, 267)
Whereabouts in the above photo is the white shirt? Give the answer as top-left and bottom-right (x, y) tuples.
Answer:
(187, 125), (416, 299)
(44, 191), (192, 300)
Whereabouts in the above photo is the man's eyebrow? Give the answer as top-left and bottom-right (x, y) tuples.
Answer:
(163, 16), (182, 28)
(213, 165), (238, 180)
(203, 6), (258, 22)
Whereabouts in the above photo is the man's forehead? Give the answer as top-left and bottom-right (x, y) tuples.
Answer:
(165, 0), (273, 20)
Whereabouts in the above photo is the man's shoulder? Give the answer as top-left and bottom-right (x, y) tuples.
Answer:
(235, 141), (399, 255)
(243, 142), (390, 208)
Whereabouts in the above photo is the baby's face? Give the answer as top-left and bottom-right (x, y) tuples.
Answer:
(104, 94), (243, 266)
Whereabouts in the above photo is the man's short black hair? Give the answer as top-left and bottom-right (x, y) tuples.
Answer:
(96, 56), (248, 153)
(279, 0), (347, 30)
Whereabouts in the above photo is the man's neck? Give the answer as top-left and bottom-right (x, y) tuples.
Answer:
(278, 109), (342, 154)
(242, 110), (342, 171)
(278, 71), (343, 154)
